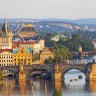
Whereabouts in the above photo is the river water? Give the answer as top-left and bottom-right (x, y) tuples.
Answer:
(0, 69), (96, 96)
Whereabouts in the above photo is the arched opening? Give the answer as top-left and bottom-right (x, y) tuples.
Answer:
(26, 68), (51, 80)
(2, 70), (17, 79)
(62, 69), (86, 86)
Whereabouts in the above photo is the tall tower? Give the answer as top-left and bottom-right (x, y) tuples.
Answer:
(0, 19), (13, 49)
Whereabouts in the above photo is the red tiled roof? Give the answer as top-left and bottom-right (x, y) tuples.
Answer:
(13, 41), (38, 44)
(40, 47), (53, 53)
(0, 49), (13, 53)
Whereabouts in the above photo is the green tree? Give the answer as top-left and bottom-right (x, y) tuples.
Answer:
(81, 40), (94, 51)
(53, 89), (62, 96)
(53, 44), (72, 63)
(44, 56), (54, 64)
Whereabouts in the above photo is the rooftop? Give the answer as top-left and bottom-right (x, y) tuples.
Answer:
(19, 24), (36, 32)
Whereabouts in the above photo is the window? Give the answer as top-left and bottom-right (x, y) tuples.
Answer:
(21, 50), (23, 53)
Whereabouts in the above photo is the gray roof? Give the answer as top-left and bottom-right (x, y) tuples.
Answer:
(19, 27), (36, 32)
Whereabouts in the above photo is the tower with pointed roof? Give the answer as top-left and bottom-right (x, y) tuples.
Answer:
(0, 19), (13, 49)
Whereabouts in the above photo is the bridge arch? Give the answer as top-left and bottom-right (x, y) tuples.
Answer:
(26, 67), (50, 80)
(61, 68), (87, 80)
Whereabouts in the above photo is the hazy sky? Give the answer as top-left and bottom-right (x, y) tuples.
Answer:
(0, 0), (96, 19)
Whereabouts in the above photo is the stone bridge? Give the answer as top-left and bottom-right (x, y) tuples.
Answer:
(0, 62), (92, 82)
(0, 64), (53, 78)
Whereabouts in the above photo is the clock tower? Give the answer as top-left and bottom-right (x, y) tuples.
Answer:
(0, 19), (13, 49)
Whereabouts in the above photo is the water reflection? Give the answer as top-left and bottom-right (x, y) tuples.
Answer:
(19, 79), (26, 96)
(0, 78), (53, 96)
(55, 79), (62, 91)
(62, 69), (87, 96)
(90, 80), (96, 92)
(64, 69), (86, 86)
(0, 78), (14, 96)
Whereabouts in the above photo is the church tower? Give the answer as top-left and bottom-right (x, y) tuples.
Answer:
(0, 19), (13, 49)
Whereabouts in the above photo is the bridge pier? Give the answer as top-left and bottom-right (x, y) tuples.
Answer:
(18, 62), (27, 84)
(54, 64), (62, 91)
(19, 77), (26, 96)
(19, 72), (26, 82)
(90, 63), (96, 80)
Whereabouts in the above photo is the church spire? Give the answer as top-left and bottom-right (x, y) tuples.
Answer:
(2, 18), (8, 35)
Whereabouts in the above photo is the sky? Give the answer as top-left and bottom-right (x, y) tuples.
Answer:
(0, 0), (96, 19)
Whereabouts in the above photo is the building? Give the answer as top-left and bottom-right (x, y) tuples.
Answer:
(18, 24), (38, 38)
(51, 34), (68, 42)
(13, 48), (32, 66)
(0, 19), (13, 49)
(78, 45), (82, 52)
(0, 49), (13, 66)
(13, 40), (45, 54)
(40, 47), (54, 64)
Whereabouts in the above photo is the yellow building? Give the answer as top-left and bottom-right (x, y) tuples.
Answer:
(18, 24), (37, 38)
(0, 19), (13, 49)
(13, 48), (32, 66)
(0, 49), (13, 66)
(40, 47), (54, 64)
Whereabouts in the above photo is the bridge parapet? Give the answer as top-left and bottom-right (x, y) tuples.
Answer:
(0, 66), (18, 73)
(23, 64), (53, 72)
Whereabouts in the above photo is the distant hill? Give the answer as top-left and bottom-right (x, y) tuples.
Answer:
(70, 18), (96, 25)
(0, 18), (96, 25)
(38, 18), (96, 25)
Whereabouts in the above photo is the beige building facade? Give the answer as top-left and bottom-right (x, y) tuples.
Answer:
(0, 50), (13, 66)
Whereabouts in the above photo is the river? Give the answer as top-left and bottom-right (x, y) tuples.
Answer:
(0, 69), (96, 96)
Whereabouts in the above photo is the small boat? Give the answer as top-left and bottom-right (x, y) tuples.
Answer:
(78, 75), (82, 79)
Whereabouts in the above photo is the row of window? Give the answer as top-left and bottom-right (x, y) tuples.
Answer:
(0, 56), (12, 58)
(14, 56), (30, 57)
(0, 59), (31, 62)
(20, 33), (36, 36)
(14, 59), (30, 61)
(0, 63), (31, 66)
(0, 64), (13, 66)
(0, 60), (13, 62)
(14, 63), (30, 65)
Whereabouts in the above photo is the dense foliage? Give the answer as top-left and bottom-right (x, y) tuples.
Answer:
(44, 33), (94, 51)
(53, 44), (72, 63)
(44, 32), (94, 64)
(61, 33), (94, 51)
